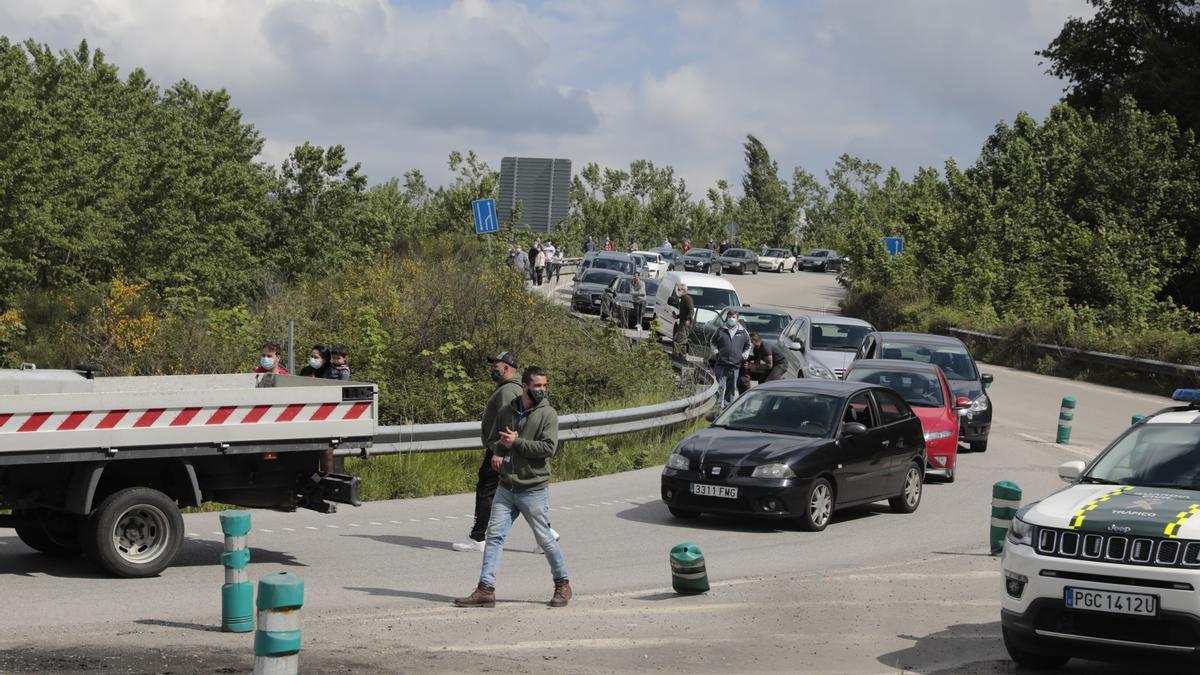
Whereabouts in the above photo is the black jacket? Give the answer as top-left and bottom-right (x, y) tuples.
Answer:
(712, 325), (751, 366)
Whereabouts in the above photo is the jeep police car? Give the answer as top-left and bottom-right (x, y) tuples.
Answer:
(1001, 389), (1200, 668)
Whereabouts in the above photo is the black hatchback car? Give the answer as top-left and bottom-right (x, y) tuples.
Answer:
(715, 248), (758, 275)
(661, 379), (926, 531)
(852, 332), (994, 452)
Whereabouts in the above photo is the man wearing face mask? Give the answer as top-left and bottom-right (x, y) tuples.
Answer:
(711, 311), (750, 408)
(453, 352), (560, 552)
(252, 342), (288, 375)
(456, 365), (571, 608)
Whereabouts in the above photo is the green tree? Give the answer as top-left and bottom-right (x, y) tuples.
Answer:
(739, 134), (795, 246)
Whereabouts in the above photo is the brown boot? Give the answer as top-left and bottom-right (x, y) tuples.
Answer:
(550, 578), (572, 607)
(454, 583), (496, 608)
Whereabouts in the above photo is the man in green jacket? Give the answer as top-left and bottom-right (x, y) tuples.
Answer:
(453, 351), (522, 552)
(455, 365), (572, 608)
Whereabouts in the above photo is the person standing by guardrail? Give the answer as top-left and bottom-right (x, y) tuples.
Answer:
(455, 365), (572, 608)
(454, 352), (523, 553)
(712, 311), (750, 408)
(672, 282), (695, 359)
(629, 271), (647, 332)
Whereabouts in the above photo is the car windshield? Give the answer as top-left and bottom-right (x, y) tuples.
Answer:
(592, 258), (632, 273)
(806, 250), (827, 257)
(880, 341), (978, 381)
(726, 250), (749, 258)
(1086, 425), (1200, 489)
(615, 280), (630, 293)
(713, 390), (839, 437)
(644, 280), (659, 297)
(581, 270), (619, 285)
(688, 249), (713, 259)
(766, 249), (789, 257)
(811, 323), (872, 352)
(721, 310), (789, 335)
(845, 369), (944, 407)
(690, 287), (740, 311)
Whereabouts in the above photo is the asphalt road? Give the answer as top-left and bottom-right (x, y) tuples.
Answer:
(0, 269), (1185, 674)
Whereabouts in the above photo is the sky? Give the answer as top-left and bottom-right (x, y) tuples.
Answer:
(0, 0), (1093, 194)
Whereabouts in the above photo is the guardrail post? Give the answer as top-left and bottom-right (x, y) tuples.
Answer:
(670, 541), (710, 594)
(1131, 414), (1146, 425)
(1056, 396), (1075, 444)
(991, 481), (1022, 555)
(254, 572), (304, 675)
(219, 510), (253, 633)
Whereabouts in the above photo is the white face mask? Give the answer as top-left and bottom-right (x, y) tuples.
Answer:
(308, 357), (323, 369)
(260, 356), (276, 369)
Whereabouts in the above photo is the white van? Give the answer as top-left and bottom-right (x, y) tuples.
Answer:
(655, 271), (741, 343)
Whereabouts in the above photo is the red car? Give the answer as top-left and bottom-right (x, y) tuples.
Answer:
(843, 359), (970, 482)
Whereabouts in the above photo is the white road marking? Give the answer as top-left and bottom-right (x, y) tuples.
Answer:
(305, 526), (319, 531)
(445, 516), (458, 520)
(427, 518), (440, 521)
(259, 529), (273, 533)
(369, 522), (382, 526)
(326, 525), (340, 529)
(187, 532), (199, 537)
(348, 523), (361, 528)
(409, 519), (420, 523)
(210, 531), (222, 535)
(282, 528), (295, 532)
(390, 520), (403, 524)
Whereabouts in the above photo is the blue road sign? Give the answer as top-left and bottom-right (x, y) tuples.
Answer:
(883, 236), (904, 256)
(472, 198), (499, 235)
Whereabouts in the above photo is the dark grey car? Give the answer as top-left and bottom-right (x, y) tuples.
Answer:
(680, 248), (718, 274)
(797, 249), (845, 272)
(600, 276), (659, 329)
(571, 269), (622, 314)
(715, 248), (758, 275)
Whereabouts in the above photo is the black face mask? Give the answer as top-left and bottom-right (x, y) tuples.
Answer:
(489, 368), (503, 382)
(528, 389), (547, 405)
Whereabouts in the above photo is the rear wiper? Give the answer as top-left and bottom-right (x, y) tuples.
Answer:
(1079, 476), (1118, 485)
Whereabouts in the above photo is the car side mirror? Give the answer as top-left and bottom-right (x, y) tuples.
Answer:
(1058, 460), (1085, 483)
(981, 373), (994, 389)
(953, 396), (972, 410)
(788, 340), (804, 351)
(840, 422), (868, 437)
(705, 410), (719, 423)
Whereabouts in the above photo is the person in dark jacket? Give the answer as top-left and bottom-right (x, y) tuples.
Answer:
(453, 352), (539, 552)
(299, 344), (332, 378)
(456, 365), (572, 608)
(712, 311), (751, 408)
(671, 282), (695, 358)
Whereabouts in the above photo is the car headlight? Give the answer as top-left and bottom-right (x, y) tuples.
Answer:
(806, 361), (834, 379)
(924, 430), (954, 441)
(1007, 516), (1033, 547)
(967, 395), (989, 414)
(751, 463), (795, 478)
(666, 453), (690, 471)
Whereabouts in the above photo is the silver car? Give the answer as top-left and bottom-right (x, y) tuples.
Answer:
(777, 315), (875, 379)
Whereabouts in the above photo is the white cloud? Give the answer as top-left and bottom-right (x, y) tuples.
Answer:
(0, 0), (1090, 193)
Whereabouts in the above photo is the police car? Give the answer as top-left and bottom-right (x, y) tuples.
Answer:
(1001, 389), (1200, 668)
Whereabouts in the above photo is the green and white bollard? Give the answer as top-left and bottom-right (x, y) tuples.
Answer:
(1132, 414), (1146, 425)
(254, 572), (304, 675)
(220, 510), (254, 633)
(991, 481), (1022, 555)
(1056, 396), (1076, 444)
(670, 541), (710, 594)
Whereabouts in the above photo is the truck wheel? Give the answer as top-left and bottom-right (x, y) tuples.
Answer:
(888, 463), (923, 513)
(14, 510), (83, 556)
(83, 487), (184, 578)
(1003, 627), (1069, 669)
(797, 478), (834, 531)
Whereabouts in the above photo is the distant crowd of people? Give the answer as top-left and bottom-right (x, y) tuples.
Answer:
(507, 238), (564, 286)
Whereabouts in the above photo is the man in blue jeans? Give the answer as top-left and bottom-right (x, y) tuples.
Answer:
(455, 365), (572, 608)
(711, 310), (750, 408)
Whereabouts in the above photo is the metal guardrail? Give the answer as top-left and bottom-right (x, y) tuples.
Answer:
(946, 327), (1200, 378)
(345, 369), (718, 456)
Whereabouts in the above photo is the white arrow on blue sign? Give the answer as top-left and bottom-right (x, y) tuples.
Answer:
(472, 198), (499, 235)
(883, 236), (904, 256)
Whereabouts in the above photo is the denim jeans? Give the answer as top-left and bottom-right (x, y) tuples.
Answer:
(480, 486), (568, 589)
(714, 364), (740, 408)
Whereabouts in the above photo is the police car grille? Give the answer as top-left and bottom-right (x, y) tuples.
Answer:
(1034, 526), (1200, 569)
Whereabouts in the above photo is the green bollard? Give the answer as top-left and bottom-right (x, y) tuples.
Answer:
(991, 481), (1022, 555)
(220, 510), (253, 633)
(1131, 414), (1146, 425)
(254, 572), (304, 675)
(1056, 396), (1075, 444)
(670, 541), (709, 594)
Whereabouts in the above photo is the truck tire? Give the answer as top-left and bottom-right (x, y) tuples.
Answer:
(14, 510), (82, 556)
(83, 487), (184, 578)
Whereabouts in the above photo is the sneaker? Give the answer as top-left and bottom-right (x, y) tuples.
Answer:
(452, 537), (485, 552)
(454, 583), (496, 608)
(535, 528), (561, 554)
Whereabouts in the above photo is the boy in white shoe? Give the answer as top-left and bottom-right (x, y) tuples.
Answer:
(453, 352), (523, 552)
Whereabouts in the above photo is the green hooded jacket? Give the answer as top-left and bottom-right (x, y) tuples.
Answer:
(493, 395), (559, 492)
(481, 376), (523, 454)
